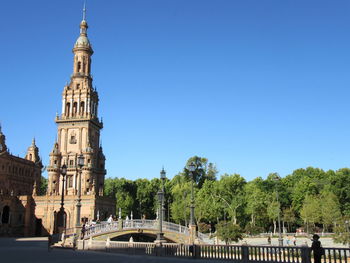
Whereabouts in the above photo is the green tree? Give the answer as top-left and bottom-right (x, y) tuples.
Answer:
(266, 199), (280, 234)
(135, 178), (161, 219)
(300, 195), (320, 233)
(38, 176), (47, 195)
(214, 174), (246, 224)
(215, 221), (243, 244)
(289, 168), (328, 213)
(245, 178), (268, 228)
(195, 180), (221, 224)
(333, 217), (350, 247)
(104, 178), (116, 197)
(184, 156), (216, 187)
(320, 190), (342, 231)
(283, 207), (296, 232)
(170, 174), (191, 225)
(111, 178), (137, 218)
(330, 169), (350, 216)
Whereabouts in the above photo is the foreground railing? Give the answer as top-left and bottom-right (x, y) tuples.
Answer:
(78, 240), (350, 263)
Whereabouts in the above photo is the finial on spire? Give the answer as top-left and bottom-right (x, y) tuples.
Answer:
(32, 137), (36, 146)
(83, 1), (87, 21)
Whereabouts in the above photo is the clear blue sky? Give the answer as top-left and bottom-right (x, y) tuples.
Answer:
(1, 0), (350, 181)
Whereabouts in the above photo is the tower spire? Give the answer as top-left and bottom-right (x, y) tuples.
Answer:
(83, 1), (86, 21)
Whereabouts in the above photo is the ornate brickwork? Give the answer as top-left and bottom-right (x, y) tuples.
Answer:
(34, 12), (115, 234)
(0, 126), (43, 236)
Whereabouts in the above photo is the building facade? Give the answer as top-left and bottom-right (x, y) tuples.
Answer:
(33, 13), (115, 234)
(0, 127), (43, 236)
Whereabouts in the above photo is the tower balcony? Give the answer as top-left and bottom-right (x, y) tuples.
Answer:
(55, 114), (103, 128)
(71, 72), (93, 80)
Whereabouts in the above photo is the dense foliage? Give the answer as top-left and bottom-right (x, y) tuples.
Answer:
(104, 156), (350, 237)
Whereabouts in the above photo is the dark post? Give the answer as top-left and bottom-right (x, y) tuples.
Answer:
(160, 167), (166, 221)
(155, 167), (166, 247)
(241, 244), (249, 263)
(274, 173), (283, 246)
(301, 245), (311, 263)
(187, 162), (197, 244)
(188, 162), (196, 226)
(74, 154), (84, 249)
(58, 164), (67, 233)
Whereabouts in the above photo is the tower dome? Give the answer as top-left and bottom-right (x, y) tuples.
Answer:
(73, 5), (93, 53)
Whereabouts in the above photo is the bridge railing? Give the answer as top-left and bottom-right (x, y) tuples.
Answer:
(162, 221), (189, 235)
(85, 221), (119, 238)
(79, 239), (350, 263)
(83, 219), (192, 239)
(122, 219), (156, 229)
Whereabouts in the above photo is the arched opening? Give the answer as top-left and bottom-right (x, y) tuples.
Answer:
(73, 102), (77, 116)
(66, 103), (70, 116)
(110, 233), (175, 243)
(29, 154), (32, 161)
(77, 61), (82, 72)
(2, 205), (10, 224)
(80, 101), (85, 114)
(54, 210), (67, 234)
(68, 175), (73, 188)
(35, 218), (42, 236)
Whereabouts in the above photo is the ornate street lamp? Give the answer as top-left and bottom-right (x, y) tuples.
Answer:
(73, 153), (85, 249)
(274, 173), (283, 247)
(156, 167), (166, 244)
(58, 164), (67, 232)
(160, 167), (166, 220)
(76, 154), (84, 227)
(187, 162), (196, 226)
(156, 190), (165, 243)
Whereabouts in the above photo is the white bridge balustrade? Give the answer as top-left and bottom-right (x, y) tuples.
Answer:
(77, 239), (350, 263)
(83, 219), (198, 240)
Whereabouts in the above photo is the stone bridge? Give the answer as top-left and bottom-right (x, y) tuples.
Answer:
(81, 219), (210, 244)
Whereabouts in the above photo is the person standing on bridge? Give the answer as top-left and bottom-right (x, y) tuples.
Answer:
(81, 223), (86, 239)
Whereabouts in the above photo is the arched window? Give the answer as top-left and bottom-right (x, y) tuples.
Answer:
(80, 101), (85, 114)
(73, 102), (77, 116)
(68, 176), (73, 188)
(29, 154), (32, 161)
(66, 103), (70, 116)
(77, 62), (82, 72)
(2, 206), (10, 224)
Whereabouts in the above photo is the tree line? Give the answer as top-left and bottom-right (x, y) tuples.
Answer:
(103, 156), (350, 239)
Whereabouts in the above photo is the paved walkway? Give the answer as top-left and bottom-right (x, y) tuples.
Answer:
(0, 238), (220, 263)
(1, 236), (347, 263)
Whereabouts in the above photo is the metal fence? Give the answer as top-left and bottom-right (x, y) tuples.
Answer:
(78, 239), (350, 263)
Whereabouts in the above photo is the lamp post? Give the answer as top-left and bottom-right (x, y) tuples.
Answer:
(58, 164), (67, 233)
(156, 190), (165, 243)
(156, 167), (166, 244)
(160, 167), (166, 221)
(274, 174), (283, 247)
(76, 154), (84, 227)
(187, 162), (196, 226)
(73, 154), (84, 249)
